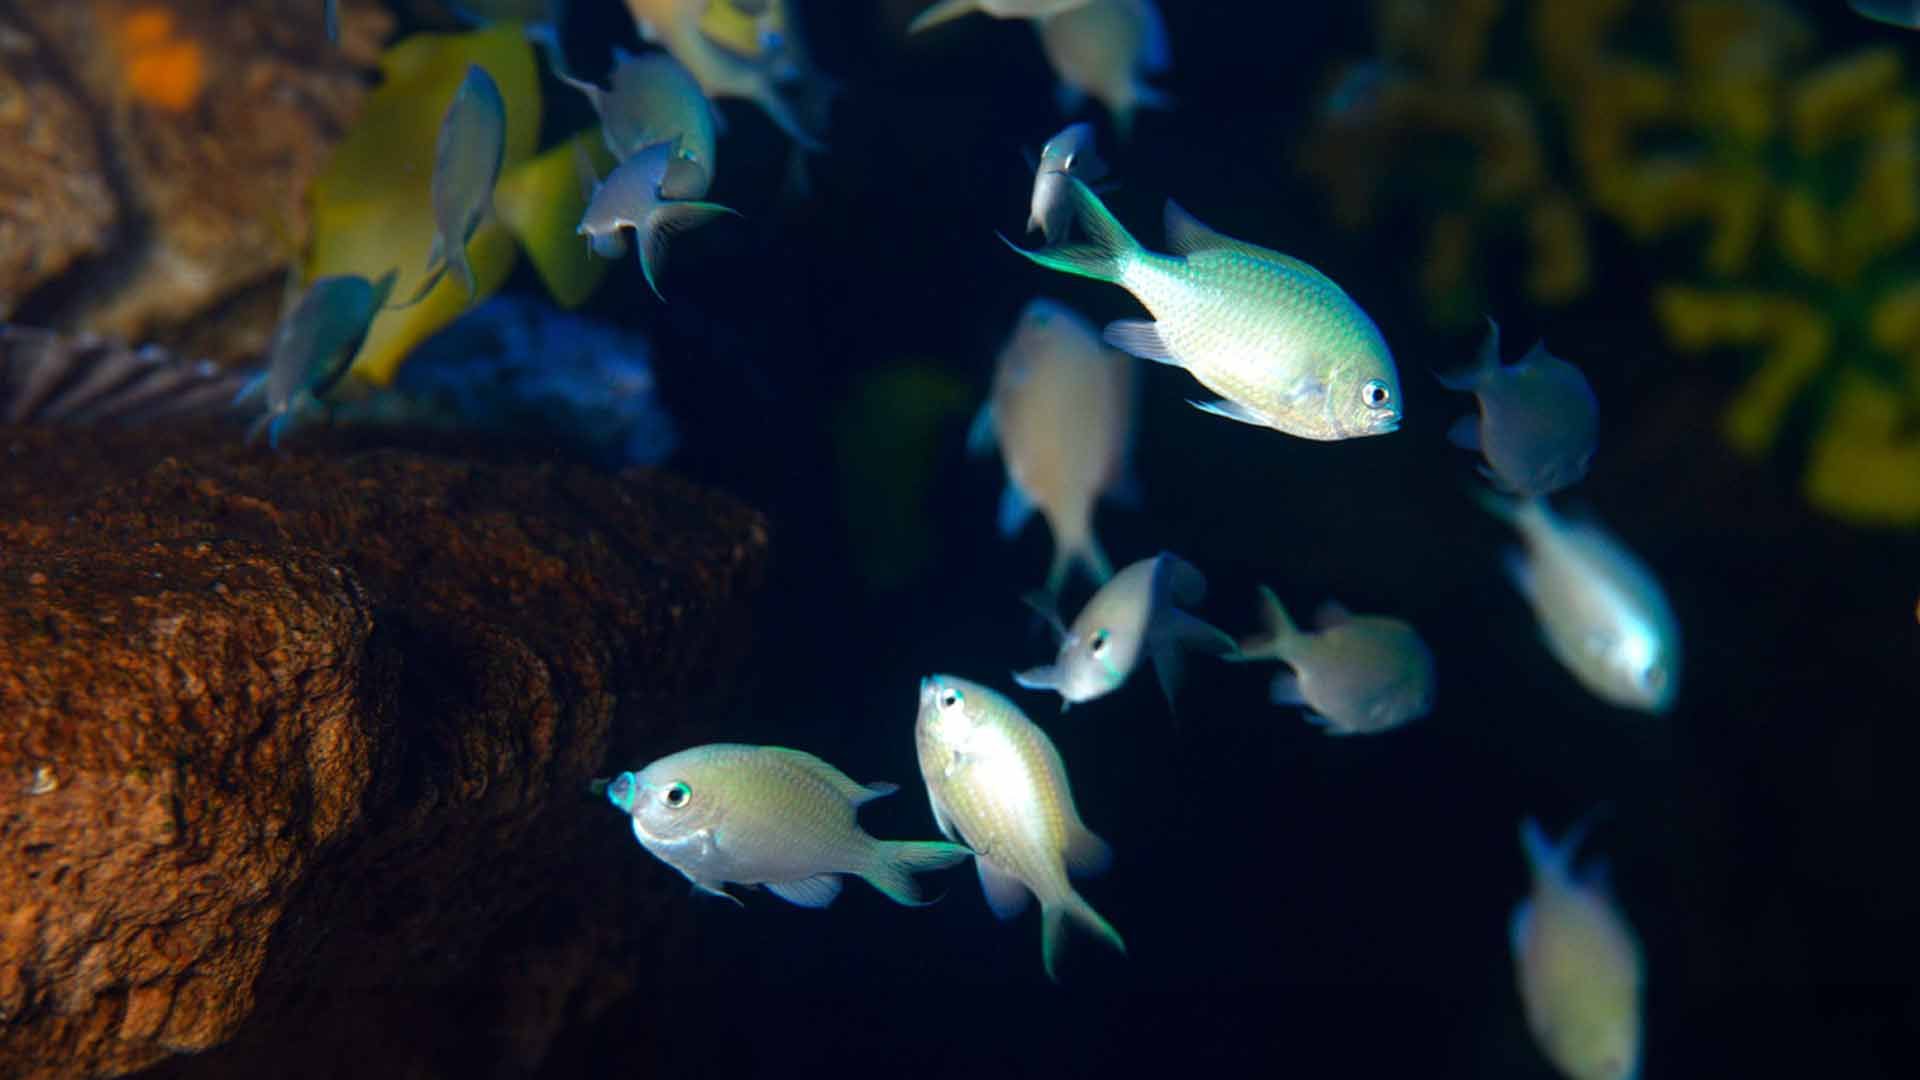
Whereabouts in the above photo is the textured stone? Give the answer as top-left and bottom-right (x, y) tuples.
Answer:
(0, 426), (769, 1078)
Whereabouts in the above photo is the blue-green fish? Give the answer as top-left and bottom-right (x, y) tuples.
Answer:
(1232, 587), (1435, 736)
(1512, 816), (1644, 1080)
(578, 141), (740, 300)
(1034, 0), (1170, 138)
(1014, 552), (1236, 710)
(1028, 122), (1107, 244)
(604, 743), (970, 907)
(1441, 319), (1599, 497)
(235, 271), (397, 449)
(625, 0), (828, 152)
(1005, 180), (1403, 441)
(1479, 494), (1679, 714)
(914, 674), (1125, 981)
(560, 48), (720, 194)
(408, 65), (507, 305)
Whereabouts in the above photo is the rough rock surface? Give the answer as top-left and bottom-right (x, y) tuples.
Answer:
(0, 0), (391, 362)
(0, 426), (770, 1078)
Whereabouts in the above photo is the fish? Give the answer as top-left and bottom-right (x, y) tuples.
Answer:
(323, 0), (339, 43)
(1028, 121), (1108, 244)
(406, 64), (508, 306)
(1231, 587), (1435, 736)
(577, 141), (740, 300)
(603, 743), (971, 907)
(1004, 180), (1403, 441)
(1511, 815), (1644, 1080)
(1034, 0), (1171, 138)
(558, 48), (720, 192)
(914, 674), (1126, 981)
(1478, 494), (1679, 714)
(624, 0), (828, 151)
(1851, 1), (1920, 30)
(907, 0), (1094, 34)
(967, 298), (1137, 595)
(1440, 318), (1599, 497)
(234, 270), (399, 448)
(1013, 552), (1236, 710)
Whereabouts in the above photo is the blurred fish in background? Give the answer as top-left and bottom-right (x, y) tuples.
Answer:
(1033, 0), (1169, 137)
(1231, 587), (1436, 737)
(624, 0), (832, 150)
(1028, 121), (1107, 244)
(1440, 318), (1599, 498)
(906, 0), (1094, 36)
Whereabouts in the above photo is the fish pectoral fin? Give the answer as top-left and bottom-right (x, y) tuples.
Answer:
(766, 874), (843, 909)
(1103, 319), (1178, 365)
(638, 200), (742, 302)
(1447, 414), (1482, 451)
(1187, 398), (1268, 427)
(976, 857), (1032, 921)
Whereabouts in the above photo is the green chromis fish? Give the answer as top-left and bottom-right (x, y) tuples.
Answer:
(967, 298), (1137, 595)
(914, 675), (1125, 981)
(409, 64), (507, 305)
(1441, 319), (1599, 498)
(234, 270), (397, 449)
(1005, 180), (1403, 442)
(1035, 0), (1170, 138)
(1014, 552), (1236, 710)
(1512, 816), (1644, 1080)
(560, 48), (719, 194)
(1231, 587), (1435, 736)
(907, 0), (1095, 34)
(1028, 122), (1107, 245)
(604, 743), (971, 907)
(1478, 494), (1679, 714)
(578, 141), (740, 300)
(624, 0), (827, 151)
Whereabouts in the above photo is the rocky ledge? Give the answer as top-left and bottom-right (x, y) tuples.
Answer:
(0, 425), (769, 1078)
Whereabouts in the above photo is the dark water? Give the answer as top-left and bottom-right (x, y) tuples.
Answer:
(477, 1), (1916, 1076)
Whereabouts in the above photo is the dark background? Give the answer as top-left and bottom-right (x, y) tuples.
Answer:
(434, 1), (1915, 1075)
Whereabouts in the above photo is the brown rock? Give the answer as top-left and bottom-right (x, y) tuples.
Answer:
(0, 426), (770, 1078)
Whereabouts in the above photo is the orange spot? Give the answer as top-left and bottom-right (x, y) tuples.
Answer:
(120, 8), (174, 47)
(110, 5), (207, 112)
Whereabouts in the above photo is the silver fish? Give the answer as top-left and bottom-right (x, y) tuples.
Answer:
(914, 674), (1125, 981)
(967, 298), (1136, 595)
(234, 270), (397, 448)
(908, 0), (1095, 34)
(1441, 319), (1599, 497)
(1035, 0), (1171, 138)
(1006, 181), (1403, 441)
(624, 0), (828, 152)
(1512, 815), (1644, 1080)
(410, 64), (507, 305)
(604, 743), (970, 907)
(1014, 552), (1236, 710)
(1028, 122), (1108, 244)
(1480, 494), (1679, 714)
(560, 48), (720, 193)
(578, 141), (740, 300)
(1232, 587), (1435, 736)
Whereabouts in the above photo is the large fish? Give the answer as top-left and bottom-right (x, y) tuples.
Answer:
(914, 675), (1125, 981)
(1005, 180), (1403, 441)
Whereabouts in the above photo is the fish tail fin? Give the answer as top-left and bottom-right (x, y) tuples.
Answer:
(1040, 888), (1127, 983)
(1234, 585), (1298, 661)
(638, 201), (742, 301)
(1148, 609), (1236, 717)
(999, 179), (1139, 286)
(907, 0), (978, 34)
(450, 245), (478, 302)
(1437, 316), (1502, 391)
(1521, 805), (1613, 883)
(866, 840), (972, 907)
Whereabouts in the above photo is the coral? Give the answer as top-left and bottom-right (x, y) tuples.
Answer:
(1301, 0), (1920, 525)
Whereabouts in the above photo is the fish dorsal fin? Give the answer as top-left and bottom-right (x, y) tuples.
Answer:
(760, 747), (888, 806)
(1315, 600), (1353, 629)
(1162, 199), (1339, 286)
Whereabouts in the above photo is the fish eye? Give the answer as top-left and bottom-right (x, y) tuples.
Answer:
(1088, 629), (1110, 655)
(940, 687), (964, 710)
(1362, 379), (1392, 408)
(661, 781), (692, 809)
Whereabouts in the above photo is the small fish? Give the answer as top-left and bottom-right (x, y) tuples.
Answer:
(1034, 0), (1171, 138)
(559, 48), (720, 193)
(1028, 122), (1108, 244)
(323, 0), (339, 43)
(407, 65), (508, 306)
(1479, 494), (1679, 714)
(604, 743), (971, 907)
(1512, 815), (1644, 1080)
(1441, 319), (1599, 497)
(907, 0), (1094, 34)
(1319, 60), (1394, 123)
(914, 675), (1125, 981)
(1005, 180), (1403, 441)
(625, 0), (828, 151)
(1851, 1), (1920, 30)
(578, 141), (740, 300)
(1014, 552), (1236, 710)
(234, 271), (398, 448)
(967, 298), (1137, 594)
(1231, 587), (1435, 736)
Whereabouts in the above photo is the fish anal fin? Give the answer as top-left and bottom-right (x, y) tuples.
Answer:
(977, 857), (1031, 920)
(767, 873), (843, 908)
